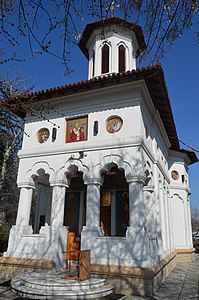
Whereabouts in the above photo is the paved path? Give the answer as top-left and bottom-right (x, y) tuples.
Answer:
(0, 254), (198, 299)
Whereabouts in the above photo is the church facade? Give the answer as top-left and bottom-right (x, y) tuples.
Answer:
(4, 18), (197, 296)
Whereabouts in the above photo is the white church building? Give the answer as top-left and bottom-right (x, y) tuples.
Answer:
(4, 17), (198, 296)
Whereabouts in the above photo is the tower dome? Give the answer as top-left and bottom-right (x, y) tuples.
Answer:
(78, 17), (146, 79)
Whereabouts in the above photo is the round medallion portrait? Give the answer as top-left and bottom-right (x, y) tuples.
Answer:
(171, 170), (179, 180)
(37, 128), (50, 144)
(106, 116), (123, 133)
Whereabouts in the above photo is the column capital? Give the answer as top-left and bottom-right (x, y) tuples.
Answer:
(143, 185), (155, 193)
(17, 182), (35, 189)
(126, 175), (145, 184)
(84, 177), (103, 186)
(50, 180), (69, 188)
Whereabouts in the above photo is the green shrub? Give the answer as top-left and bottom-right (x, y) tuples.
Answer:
(0, 230), (9, 253)
(193, 242), (199, 253)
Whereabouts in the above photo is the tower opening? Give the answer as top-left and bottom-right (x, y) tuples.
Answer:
(101, 44), (109, 74)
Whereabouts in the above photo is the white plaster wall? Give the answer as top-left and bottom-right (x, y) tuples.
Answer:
(169, 154), (192, 249)
(21, 83), (142, 151)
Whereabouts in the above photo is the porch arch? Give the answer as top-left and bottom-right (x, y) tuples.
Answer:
(93, 154), (133, 180)
(21, 161), (55, 188)
(57, 158), (90, 183)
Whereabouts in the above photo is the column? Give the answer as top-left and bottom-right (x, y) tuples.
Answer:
(143, 186), (155, 230)
(127, 178), (145, 229)
(45, 182), (68, 269)
(84, 178), (102, 232)
(163, 184), (170, 253)
(159, 183), (167, 255)
(16, 187), (33, 226)
(5, 186), (34, 257)
(167, 190), (174, 251)
(186, 194), (193, 247)
(125, 176), (149, 261)
(50, 184), (67, 227)
(81, 178), (103, 251)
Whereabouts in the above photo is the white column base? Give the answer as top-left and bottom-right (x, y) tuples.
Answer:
(4, 225), (33, 257)
(4, 225), (68, 271)
(81, 225), (104, 251)
(44, 226), (68, 270)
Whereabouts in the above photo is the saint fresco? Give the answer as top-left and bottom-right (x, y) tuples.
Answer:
(66, 117), (88, 143)
(106, 116), (123, 133)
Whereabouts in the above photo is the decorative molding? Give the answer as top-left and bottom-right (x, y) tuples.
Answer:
(84, 177), (104, 186)
(17, 182), (36, 189)
(126, 175), (146, 184)
(18, 136), (143, 159)
(50, 180), (69, 188)
(143, 185), (155, 193)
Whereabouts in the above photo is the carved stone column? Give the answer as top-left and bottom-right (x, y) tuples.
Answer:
(125, 176), (149, 261)
(83, 178), (103, 233)
(127, 176), (145, 229)
(5, 186), (34, 257)
(16, 187), (34, 226)
(159, 183), (167, 256)
(45, 180), (69, 269)
(81, 178), (104, 251)
(50, 182), (68, 227)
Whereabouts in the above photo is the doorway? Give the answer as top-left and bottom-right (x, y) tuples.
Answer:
(100, 165), (129, 236)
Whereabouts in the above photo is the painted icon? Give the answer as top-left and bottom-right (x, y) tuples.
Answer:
(37, 128), (50, 143)
(171, 170), (179, 180)
(66, 116), (88, 143)
(106, 116), (123, 133)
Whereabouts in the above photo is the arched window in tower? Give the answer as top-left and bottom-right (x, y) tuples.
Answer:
(92, 50), (95, 77)
(101, 44), (109, 74)
(118, 44), (126, 73)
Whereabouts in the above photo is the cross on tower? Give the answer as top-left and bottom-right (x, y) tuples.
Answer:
(105, 1), (120, 18)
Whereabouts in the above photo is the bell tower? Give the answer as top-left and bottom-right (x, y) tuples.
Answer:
(78, 17), (146, 79)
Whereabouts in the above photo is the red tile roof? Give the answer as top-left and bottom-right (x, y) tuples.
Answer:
(4, 64), (197, 165)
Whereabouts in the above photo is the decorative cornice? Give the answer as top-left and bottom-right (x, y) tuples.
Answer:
(18, 136), (143, 159)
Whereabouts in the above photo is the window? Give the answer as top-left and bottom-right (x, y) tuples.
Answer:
(52, 127), (57, 142)
(118, 44), (126, 73)
(92, 50), (95, 77)
(101, 44), (109, 74)
(93, 121), (98, 136)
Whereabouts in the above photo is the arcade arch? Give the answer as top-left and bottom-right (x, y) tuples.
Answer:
(16, 167), (53, 234)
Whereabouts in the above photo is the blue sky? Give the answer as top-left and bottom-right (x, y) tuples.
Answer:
(1, 14), (198, 209)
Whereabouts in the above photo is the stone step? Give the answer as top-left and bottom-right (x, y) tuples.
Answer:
(11, 277), (113, 299)
(20, 272), (105, 291)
